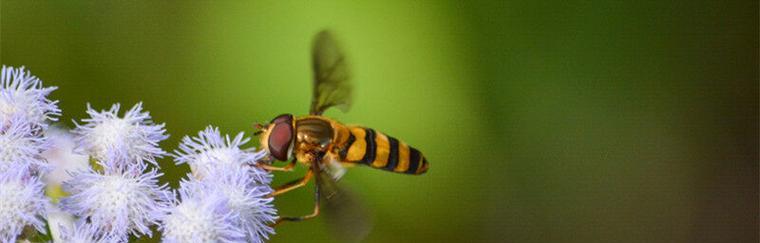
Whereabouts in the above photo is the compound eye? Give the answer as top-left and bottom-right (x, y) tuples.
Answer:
(270, 114), (293, 124)
(268, 121), (293, 161)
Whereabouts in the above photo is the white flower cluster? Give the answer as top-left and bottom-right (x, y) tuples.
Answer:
(0, 66), (58, 242)
(162, 126), (277, 243)
(60, 102), (172, 241)
(0, 65), (278, 242)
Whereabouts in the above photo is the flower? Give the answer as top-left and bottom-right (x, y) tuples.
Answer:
(161, 178), (246, 243)
(0, 165), (49, 242)
(60, 162), (172, 239)
(72, 103), (168, 166)
(57, 222), (118, 243)
(203, 168), (277, 243)
(173, 126), (269, 184)
(41, 126), (89, 186)
(42, 128), (90, 242)
(172, 126), (276, 242)
(46, 202), (77, 243)
(0, 115), (48, 173)
(0, 65), (60, 126)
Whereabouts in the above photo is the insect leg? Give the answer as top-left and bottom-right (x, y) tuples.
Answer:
(257, 158), (297, 172)
(272, 177), (321, 226)
(269, 169), (314, 197)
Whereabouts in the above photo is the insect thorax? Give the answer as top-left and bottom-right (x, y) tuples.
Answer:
(294, 117), (335, 163)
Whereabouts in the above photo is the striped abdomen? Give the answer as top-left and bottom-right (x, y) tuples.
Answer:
(337, 126), (429, 174)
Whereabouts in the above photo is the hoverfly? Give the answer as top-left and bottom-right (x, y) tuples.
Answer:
(254, 30), (429, 240)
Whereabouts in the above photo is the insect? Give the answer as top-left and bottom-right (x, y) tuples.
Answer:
(254, 30), (429, 235)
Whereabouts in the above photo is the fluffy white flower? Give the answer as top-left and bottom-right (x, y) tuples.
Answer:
(46, 202), (77, 243)
(42, 128), (89, 242)
(60, 162), (172, 239)
(0, 65), (60, 126)
(73, 103), (168, 166)
(161, 178), (245, 243)
(204, 168), (277, 243)
(174, 126), (269, 183)
(0, 116), (48, 173)
(41, 127), (89, 186)
(0, 165), (49, 242)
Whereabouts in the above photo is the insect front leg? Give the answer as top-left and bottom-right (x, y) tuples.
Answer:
(269, 168), (314, 197)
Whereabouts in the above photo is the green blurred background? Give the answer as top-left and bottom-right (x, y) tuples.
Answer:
(1, 1), (757, 242)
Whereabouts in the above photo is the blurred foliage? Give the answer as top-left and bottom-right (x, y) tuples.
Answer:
(1, 1), (757, 243)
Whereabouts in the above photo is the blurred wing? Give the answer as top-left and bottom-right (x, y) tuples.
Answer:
(315, 164), (372, 242)
(310, 30), (353, 115)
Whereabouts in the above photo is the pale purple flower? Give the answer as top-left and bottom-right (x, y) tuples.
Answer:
(204, 168), (277, 243)
(0, 116), (48, 173)
(0, 165), (49, 242)
(58, 222), (118, 243)
(46, 202), (77, 243)
(173, 126), (269, 184)
(161, 177), (246, 243)
(60, 162), (172, 239)
(172, 126), (276, 242)
(41, 127), (89, 186)
(42, 128), (90, 242)
(0, 65), (60, 127)
(72, 103), (168, 166)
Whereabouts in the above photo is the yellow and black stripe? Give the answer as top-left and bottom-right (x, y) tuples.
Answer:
(339, 126), (428, 174)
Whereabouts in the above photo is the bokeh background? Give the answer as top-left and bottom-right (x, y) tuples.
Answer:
(1, 1), (757, 242)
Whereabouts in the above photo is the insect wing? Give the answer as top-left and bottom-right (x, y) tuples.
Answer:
(310, 30), (353, 115)
(315, 166), (372, 242)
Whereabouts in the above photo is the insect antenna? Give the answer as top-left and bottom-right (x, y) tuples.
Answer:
(253, 122), (268, 135)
